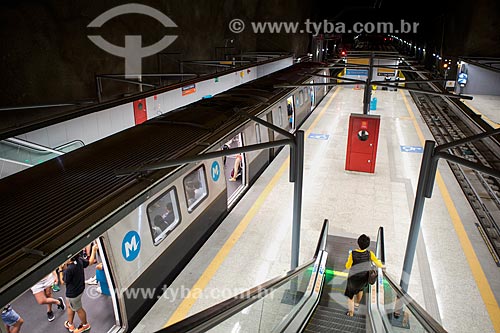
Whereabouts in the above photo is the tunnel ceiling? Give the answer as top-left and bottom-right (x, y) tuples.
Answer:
(0, 0), (498, 108)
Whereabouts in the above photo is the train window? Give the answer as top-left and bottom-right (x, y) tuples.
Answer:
(299, 90), (304, 106)
(255, 124), (262, 143)
(147, 187), (181, 246)
(183, 165), (209, 213)
(278, 106), (283, 126)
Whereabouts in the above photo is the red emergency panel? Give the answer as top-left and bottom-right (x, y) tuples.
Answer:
(345, 114), (381, 173)
(133, 99), (148, 125)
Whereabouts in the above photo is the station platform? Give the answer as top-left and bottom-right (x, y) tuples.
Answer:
(462, 94), (500, 129)
(133, 87), (500, 333)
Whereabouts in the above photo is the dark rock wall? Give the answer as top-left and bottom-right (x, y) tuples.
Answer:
(1, 0), (497, 108)
(0, 0), (311, 107)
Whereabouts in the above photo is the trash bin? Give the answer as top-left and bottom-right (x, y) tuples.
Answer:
(370, 97), (378, 110)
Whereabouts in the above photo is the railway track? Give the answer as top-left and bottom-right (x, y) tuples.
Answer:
(406, 75), (500, 265)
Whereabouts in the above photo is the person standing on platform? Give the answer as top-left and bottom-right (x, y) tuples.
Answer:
(30, 273), (65, 322)
(59, 249), (95, 333)
(344, 234), (384, 316)
(1, 305), (24, 333)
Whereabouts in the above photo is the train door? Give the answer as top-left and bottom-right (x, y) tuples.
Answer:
(94, 237), (123, 332)
(222, 133), (247, 206)
(7, 238), (120, 333)
(286, 96), (295, 131)
(310, 80), (315, 110)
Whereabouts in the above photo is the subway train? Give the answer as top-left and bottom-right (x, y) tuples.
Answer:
(0, 62), (333, 332)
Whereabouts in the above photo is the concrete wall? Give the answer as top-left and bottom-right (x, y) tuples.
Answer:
(455, 63), (500, 96)
(0, 57), (293, 178)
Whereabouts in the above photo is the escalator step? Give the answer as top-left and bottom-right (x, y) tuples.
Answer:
(306, 321), (365, 333)
(316, 305), (365, 318)
(311, 312), (366, 327)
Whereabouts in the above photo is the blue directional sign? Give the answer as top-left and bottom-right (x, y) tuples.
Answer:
(400, 145), (424, 153)
(211, 161), (220, 182)
(308, 133), (330, 140)
(458, 73), (468, 85)
(346, 69), (369, 76)
(122, 230), (141, 262)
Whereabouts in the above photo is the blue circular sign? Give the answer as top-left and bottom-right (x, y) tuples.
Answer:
(122, 230), (141, 262)
(211, 161), (220, 182)
(458, 73), (468, 85)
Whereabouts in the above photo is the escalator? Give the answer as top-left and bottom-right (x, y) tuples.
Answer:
(156, 220), (447, 333)
(0, 137), (84, 178)
(303, 235), (370, 333)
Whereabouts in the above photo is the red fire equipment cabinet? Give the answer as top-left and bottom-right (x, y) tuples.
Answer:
(133, 99), (148, 125)
(345, 113), (381, 173)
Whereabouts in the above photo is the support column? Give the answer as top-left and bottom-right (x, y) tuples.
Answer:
(291, 130), (305, 270)
(363, 54), (374, 114)
(400, 140), (436, 292)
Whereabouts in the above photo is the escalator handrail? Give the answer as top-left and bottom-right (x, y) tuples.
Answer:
(368, 226), (392, 333)
(5, 137), (64, 155)
(314, 218), (329, 254)
(376, 226), (385, 264)
(155, 219), (330, 333)
(383, 271), (448, 333)
(55, 139), (86, 151)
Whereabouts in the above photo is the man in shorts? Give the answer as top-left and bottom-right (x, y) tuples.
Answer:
(30, 273), (65, 321)
(1, 305), (23, 333)
(59, 253), (92, 333)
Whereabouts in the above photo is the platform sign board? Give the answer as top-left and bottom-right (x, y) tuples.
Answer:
(308, 133), (330, 140)
(348, 58), (369, 65)
(400, 145), (423, 153)
(346, 69), (369, 76)
(377, 68), (395, 77)
(182, 83), (196, 96)
(458, 73), (468, 86)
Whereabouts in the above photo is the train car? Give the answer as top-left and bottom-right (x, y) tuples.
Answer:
(0, 62), (333, 332)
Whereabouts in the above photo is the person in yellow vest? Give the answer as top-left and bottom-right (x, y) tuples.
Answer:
(344, 234), (385, 316)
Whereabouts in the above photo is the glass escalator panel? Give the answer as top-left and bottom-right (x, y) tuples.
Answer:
(205, 264), (314, 333)
(0, 139), (84, 166)
(380, 273), (447, 333)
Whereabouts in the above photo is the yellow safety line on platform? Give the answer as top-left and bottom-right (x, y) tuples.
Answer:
(462, 100), (500, 129)
(400, 90), (500, 332)
(164, 87), (341, 327)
